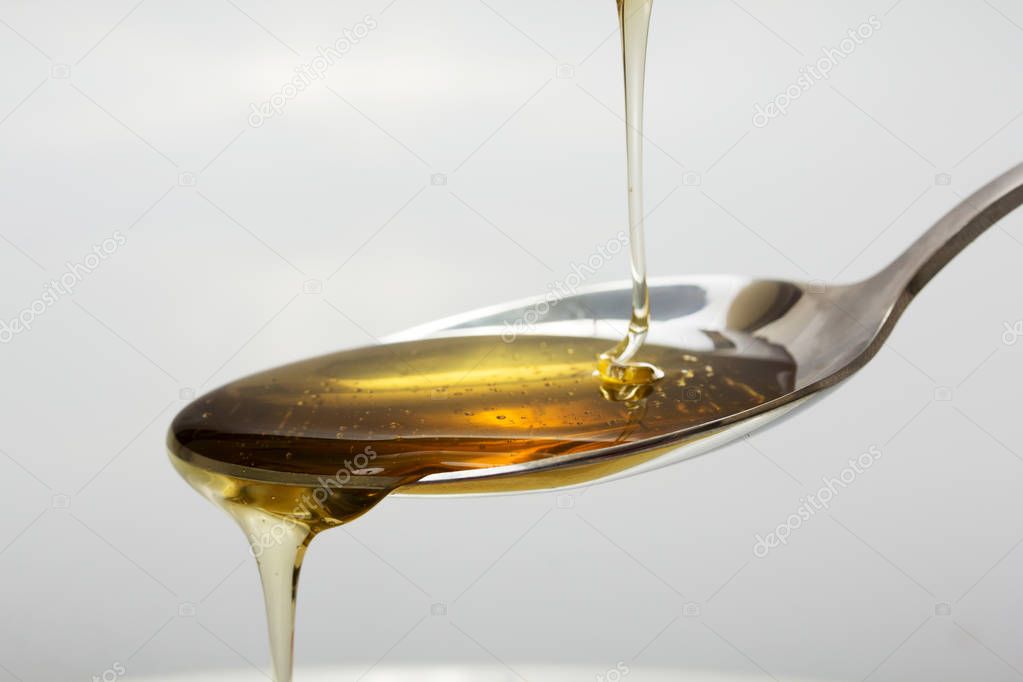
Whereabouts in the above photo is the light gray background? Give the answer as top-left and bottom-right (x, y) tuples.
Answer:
(1, 0), (1023, 680)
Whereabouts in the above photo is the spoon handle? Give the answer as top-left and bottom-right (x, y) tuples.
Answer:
(874, 163), (1023, 297)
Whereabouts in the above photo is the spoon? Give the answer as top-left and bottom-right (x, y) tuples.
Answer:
(387, 163), (1023, 496)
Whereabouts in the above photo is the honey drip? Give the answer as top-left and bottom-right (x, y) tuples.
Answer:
(170, 336), (794, 680)
(166, 3), (773, 680)
(599, 0), (663, 386)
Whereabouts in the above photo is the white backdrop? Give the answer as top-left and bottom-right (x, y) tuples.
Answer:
(1, 0), (1023, 680)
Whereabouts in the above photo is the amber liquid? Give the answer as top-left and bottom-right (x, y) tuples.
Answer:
(601, 0), (662, 384)
(171, 335), (796, 510)
(169, 336), (795, 680)
(168, 2), (757, 680)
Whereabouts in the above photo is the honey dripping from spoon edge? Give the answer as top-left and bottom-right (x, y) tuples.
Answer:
(164, 3), (757, 681)
(170, 336), (796, 682)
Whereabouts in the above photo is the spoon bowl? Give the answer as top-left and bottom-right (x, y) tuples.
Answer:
(169, 164), (1023, 498)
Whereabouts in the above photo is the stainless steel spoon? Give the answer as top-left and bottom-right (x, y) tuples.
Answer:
(391, 163), (1023, 495)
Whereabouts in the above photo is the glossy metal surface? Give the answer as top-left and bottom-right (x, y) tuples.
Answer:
(391, 163), (1023, 491)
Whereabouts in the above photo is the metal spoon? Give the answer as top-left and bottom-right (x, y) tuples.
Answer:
(391, 163), (1023, 495)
